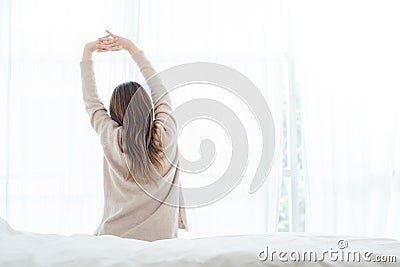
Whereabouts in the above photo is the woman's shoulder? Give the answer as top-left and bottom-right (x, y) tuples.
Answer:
(101, 125), (124, 154)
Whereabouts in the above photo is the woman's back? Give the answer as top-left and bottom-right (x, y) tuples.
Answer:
(80, 38), (187, 241)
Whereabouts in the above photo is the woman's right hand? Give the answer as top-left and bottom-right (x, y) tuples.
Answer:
(82, 40), (103, 61)
(97, 30), (139, 55)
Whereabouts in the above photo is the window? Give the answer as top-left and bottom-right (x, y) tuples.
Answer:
(278, 0), (306, 232)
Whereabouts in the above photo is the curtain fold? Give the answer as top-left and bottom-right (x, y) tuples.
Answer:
(0, 0), (12, 219)
(292, 0), (400, 239)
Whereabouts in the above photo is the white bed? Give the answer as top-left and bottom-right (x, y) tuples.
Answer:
(1, 218), (399, 267)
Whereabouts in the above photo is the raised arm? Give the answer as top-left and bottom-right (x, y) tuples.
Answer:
(131, 51), (175, 132)
(80, 40), (119, 137)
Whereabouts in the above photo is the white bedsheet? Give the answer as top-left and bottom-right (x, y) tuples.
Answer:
(1, 218), (399, 266)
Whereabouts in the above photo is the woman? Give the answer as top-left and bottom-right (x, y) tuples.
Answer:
(81, 31), (187, 241)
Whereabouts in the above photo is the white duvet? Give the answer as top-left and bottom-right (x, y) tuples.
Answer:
(1, 218), (399, 266)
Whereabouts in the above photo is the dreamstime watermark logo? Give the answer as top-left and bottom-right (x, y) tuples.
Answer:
(257, 239), (397, 263)
(124, 62), (276, 208)
(337, 239), (348, 249)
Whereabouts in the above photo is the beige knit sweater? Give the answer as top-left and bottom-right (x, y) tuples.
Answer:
(80, 50), (187, 241)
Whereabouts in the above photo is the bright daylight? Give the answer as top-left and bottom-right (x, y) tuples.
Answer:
(0, 0), (399, 266)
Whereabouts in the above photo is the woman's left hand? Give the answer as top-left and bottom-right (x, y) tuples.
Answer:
(82, 37), (112, 61)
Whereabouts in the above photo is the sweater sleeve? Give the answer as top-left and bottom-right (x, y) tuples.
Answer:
(131, 51), (177, 138)
(80, 61), (118, 138)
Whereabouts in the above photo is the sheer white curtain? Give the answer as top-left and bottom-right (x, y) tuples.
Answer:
(1, 0), (284, 236)
(291, 0), (400, 239)
(0, 0), (140, 234)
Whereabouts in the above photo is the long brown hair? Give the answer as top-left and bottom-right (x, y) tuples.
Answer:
(110, 81), (164, 185)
